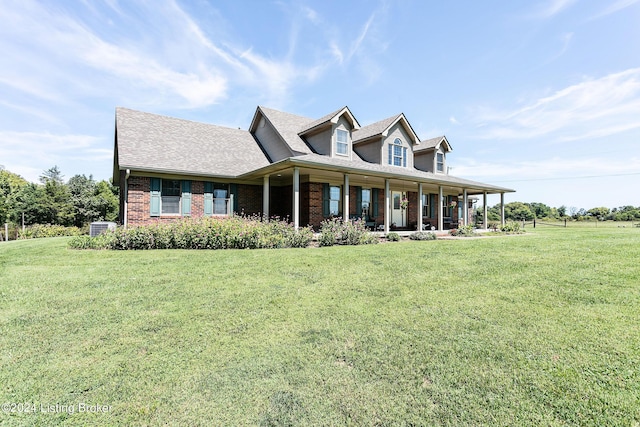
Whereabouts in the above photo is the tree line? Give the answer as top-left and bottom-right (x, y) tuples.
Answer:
(481, 201), (640, 223)
(0, 166), (118, 228)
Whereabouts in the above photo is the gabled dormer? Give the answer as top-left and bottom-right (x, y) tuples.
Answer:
(414, 136), (452, 174)
(352, 113), (420, 168)
(298, 106), (360, 160)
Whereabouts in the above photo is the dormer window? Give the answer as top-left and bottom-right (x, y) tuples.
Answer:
(436, 152), (444, 172)
(336, 129), (348, 155)
(388, 138), (407, 167)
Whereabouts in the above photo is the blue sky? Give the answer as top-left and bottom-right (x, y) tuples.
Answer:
(1, 0), (639, 210)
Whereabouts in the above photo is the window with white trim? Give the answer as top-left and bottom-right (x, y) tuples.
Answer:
(422, 193), (430, 217)
(161, 179), (181, 214)
(150, 178), (191, 217)
(437, 152), (444, 172)
(336, 129), (348, 155)
(389, 138), (407, 167)
(329, 186), (341, 216)
(361, 188), (371, 217)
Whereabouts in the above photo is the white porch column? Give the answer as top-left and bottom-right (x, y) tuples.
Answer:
(343, 174), (349, 220)
(483, 192), (488, 230)
(500, 192), (505, 226)
(438, 186), (444, 231)
(293, 167), (300, 230)
(463, 189), (468, 226)
(263, 175), (270, 220)
(418, 183), (424, 231)
(384, 179), (390, 233)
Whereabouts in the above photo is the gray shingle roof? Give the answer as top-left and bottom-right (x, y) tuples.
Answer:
(417, 136), (443, 150)
(283, 153), (513, 192)
(115, 107), (270, 179)
(297, 106), (346, 135)
(415, 135), (452, 152)
(258, 107), (313, 154)
(352, 114), (401, 143)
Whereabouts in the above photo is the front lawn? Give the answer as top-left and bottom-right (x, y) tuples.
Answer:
(1, 228), (639, 425)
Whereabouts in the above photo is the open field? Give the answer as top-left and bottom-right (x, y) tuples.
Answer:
(1, 228), (639, 425)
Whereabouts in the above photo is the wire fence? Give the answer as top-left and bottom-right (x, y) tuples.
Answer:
(521, 219), (640, 228)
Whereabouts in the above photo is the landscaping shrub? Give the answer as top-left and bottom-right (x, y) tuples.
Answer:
(386, 232), (400, 241)
(450, 224), (476, 237)
(68, 216), (313, 250)
(501, 221), (523, 233)
(409, 231), (437, 241)
(318, 218), (378, 246)
(19, 224), (82, 239)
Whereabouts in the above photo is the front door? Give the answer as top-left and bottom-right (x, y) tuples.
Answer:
(391, 191), (407, 228)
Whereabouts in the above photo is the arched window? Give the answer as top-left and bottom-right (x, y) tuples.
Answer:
(388, 138), (407, 167)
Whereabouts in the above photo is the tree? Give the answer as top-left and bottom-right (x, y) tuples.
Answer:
(587, 207), (610, 221)
(557, 205), (567, 218)
(39, 165), (64, 185)
(504, 202), (534, 221)
(527, 202), (552, 219)
(68, 174), (119, 226)
(0, 169), (28, 223)
(11, 183), (54, 225)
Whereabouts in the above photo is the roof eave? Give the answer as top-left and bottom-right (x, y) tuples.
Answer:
(239, 157), (515, 193)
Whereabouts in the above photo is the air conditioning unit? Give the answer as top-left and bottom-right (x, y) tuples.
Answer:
(90, 221), (117, 237)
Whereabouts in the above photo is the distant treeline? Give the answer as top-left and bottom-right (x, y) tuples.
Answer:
(0, 166), (118, 228)
(481, 201), (640, 222)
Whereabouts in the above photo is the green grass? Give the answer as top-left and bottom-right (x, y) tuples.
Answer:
(1, 228), (639, 425)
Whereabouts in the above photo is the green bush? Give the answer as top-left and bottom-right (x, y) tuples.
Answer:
(318, 218), (378, 247)
(455, 224), (476, 237)
(68, 216), (313, 250)
(19, 224), (82, 239)
(386, 232), (400, 241)
(501, 221), (523, 233)
(409, 231), (437, 241)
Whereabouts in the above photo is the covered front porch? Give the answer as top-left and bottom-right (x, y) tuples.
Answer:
(241, 159), (514, 233)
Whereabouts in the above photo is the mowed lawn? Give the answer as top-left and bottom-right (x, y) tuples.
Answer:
(0, 227), (639, 426)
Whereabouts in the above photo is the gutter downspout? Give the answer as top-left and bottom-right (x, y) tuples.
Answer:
(124, 169), (130, 228)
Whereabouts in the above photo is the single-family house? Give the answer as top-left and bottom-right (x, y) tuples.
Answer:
(113, 106), (514, 232)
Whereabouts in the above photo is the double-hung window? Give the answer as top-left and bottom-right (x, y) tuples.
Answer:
(389, 138), (407, 167)
(329, 186), (341, 216)
(204, 182), (230, 216)
(336, 129), (348, 156)
(361, 188), (371, 217)
(161, 180), (181, 214)
(422, 193), (430, 217)
(150, 178), (191, 216)
(437, 152), (444, 172)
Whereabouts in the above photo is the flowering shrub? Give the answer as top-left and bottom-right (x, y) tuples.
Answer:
(386, 232), (400, 242)
(452, 224), (476, 237)
(19, 224), (82, 239)
(409, 231), (437, 241)
(318, 218), (378, 246)
(68, 216), (313, 250)
(500, 221), (523, 234)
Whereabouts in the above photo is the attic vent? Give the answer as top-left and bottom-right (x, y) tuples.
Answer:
(90, 221), (117, 237)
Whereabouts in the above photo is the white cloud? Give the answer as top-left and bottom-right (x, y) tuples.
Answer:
(591, 0), (640, 19)
(471, 68), (640, 141)
(449, 116), (460, 125)
(0, 131), (108, 182)
(535, 0), (577, 18)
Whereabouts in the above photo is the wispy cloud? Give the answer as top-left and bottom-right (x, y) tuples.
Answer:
(471, 68), (640, 141)
(590, 0), (640, 20)
(0, 131), (108, 181)
(534, 0), (578, 18)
